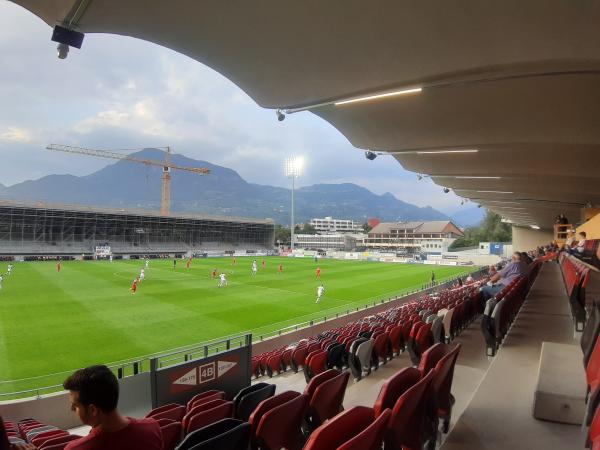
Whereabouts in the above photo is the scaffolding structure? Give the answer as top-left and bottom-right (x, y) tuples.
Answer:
(0, 201), (274, 255)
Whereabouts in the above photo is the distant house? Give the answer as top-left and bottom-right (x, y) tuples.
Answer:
(365, 220), (464, 255)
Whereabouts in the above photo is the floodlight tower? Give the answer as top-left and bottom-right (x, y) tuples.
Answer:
(285, 157), (303, 250)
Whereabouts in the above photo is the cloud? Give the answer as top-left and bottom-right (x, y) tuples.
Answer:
(0, 1), (463, 213)
(0, 127), (33, 143)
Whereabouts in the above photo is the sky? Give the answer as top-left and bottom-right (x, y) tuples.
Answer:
(0, 1), (464, 214)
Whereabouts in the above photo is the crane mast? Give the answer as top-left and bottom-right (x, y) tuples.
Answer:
(46, 144), (209, 215)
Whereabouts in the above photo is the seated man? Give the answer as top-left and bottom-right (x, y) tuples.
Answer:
(63, 365), (162, 450)
(481, 252), (528, 300)
(575, 231), (587, 255)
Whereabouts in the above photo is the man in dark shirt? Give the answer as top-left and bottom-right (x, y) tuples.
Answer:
(481, 252), (528, 300)
(63, 365), (162, 450)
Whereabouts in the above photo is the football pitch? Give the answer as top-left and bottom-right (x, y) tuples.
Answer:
(0, 257), (474, 396)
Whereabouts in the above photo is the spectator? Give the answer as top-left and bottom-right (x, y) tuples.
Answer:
(520, 252), (533, 265)
(466, 274), (475, 284)
(564, 230), (576, 250)
(576, 231), (587, 255)
(481, 252), (528, 300)
(62, 365), (162, 450)
(0, 416), (35, 450)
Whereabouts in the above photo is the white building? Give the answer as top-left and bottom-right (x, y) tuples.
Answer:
(365, 221), (464, 255)
(310, 217), (363, 233)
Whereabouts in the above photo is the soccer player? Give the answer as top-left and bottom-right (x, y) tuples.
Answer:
(431, 271), (436, 286)
(232, 256), (236, 266)
(186, 257), (192, 270)
(0, 274), (3, 290)
(278, 263), (283, 274)
(251, 260), (258, 276)
(316, 266), (321, 279)
(57, 260), (62, 273)
(7, 264), (12, 275)
(131, 278), (138, 294)
(145, 258), (149, 268)
(316, 284), (325, 303)
(173, 259), (177, 269)
(262, 259), (266, 269)
(139, 269), (145, 282)
(109, 254), (113, 263)
(212, 268), (217, 279)
(218, 273), (228, 288)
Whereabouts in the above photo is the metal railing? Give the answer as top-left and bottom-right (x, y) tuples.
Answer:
(0, 269), (484, 400)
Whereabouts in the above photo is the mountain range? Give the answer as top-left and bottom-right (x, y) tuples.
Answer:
(0, 149), (484, 226)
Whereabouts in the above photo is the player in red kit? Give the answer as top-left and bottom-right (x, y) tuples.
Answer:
(131, 278), (138, 294)
(262, 259), (266, 269)
(232, 256), (236, 265)
(316, 267), (321, 279)
(57, 260), (61, 272)
(278, 264), (283, 274)
(186, 257), (192, 269)
(212, 268), (217, 279)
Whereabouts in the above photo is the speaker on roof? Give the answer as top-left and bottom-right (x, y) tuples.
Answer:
(51, 25), (85, 49)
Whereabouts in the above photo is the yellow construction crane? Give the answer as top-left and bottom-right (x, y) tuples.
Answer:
(46, 144), (210, 215)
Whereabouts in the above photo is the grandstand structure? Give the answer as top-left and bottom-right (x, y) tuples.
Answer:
(0, 201), (274, 256)
(4, 2), (600, 450)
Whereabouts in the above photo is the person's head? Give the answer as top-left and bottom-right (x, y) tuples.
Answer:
(512, 252), (522, 261)
(0, 416), (10, 450)
(63, 365), (120, 427)
(579, 231), (587, 239)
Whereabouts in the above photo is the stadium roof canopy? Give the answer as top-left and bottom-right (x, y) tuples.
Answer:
(11, 0), (600, 230)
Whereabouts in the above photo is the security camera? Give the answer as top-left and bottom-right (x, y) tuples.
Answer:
(477, 204), (482, 208)
(276, 109), (285, 122)
(365, 150), (377, 161)
(57, 43), (69, 59)
(443, 187), (450, 193)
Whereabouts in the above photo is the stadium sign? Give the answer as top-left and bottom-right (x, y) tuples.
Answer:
(150, 337), (252, 407)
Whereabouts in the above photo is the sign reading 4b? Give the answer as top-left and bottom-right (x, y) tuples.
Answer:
(199, 363), (216, 384)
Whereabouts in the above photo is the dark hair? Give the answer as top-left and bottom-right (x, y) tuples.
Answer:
(580, 231), (587, 238)
(63, 365), (119, 413)
(0, 416), (10, 450)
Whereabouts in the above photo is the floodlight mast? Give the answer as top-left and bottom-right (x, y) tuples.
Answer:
(285, 157), (303, 251)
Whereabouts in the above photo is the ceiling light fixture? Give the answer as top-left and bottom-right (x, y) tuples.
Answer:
(415, 149), (479, 155)
(334, 87), (422, 106)
(454, 176), (502, 179)
(475, 190), (514, 194)
(530, 225), (541, 230)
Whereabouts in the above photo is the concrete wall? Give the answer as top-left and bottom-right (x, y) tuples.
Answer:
(578, 212), (600, 240)
(0, 372), (152, 429)
(512, 226), (554, 251)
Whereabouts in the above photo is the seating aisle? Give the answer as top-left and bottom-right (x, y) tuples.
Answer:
(442, 262), (581, 450)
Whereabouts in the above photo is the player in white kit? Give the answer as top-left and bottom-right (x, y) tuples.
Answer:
(7, 264), (12, 275)
(218, 273), (228, 287)
(316, 284), (325, 303)
(139, 268), (145, 281)
(251, 260), (258, 276)
(145, 258), (149, 268)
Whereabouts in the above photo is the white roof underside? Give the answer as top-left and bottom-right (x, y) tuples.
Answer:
(11, 0), (600, 230)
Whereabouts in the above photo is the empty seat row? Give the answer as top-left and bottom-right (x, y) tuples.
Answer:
(560, 252), (594, 330)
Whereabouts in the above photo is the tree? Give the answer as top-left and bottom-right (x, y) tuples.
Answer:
(274, 224), (291, 245)
(295, 222), (317, 234)
(449, 210), (511, 250)
(363, 222), (373, 233)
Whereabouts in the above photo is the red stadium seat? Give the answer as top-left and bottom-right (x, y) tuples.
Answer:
(249, 390), (301, 450)
(304, 369), (339, 399)
(433, 343), (462, 433)
(303, 406), (389, 450)
(418, 343), (453, 376)
(186, 390), (225, 411)
(188, 392), (226, 412)
(255, 393), (309, 450)
(306, 371), (350, 429)
(146, 403), (182, 418)
(183, 399), (227, 432)
(150, 405), (186, 423)
(185, 401), (234, 434)
(160, 421), (182, 450)
(385, 369), (435, 450)
(373, 367), (421, 417)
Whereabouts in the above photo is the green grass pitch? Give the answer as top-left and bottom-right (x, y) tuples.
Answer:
(0, 257), (474, 396)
